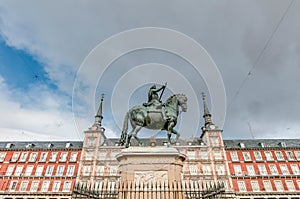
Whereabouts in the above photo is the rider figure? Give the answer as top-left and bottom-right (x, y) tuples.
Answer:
(143, 84), (165, 107)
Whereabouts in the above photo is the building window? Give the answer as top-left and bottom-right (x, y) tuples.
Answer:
(210, 136), (219, 147)
(290, 164), (299, 175)
(11, 152), (20, 162)
(56, 165), (65, 176)
(49, 152), (58, 162)
(297, 180), (300, 191)
(264, 151), (274, 161)
(274, 180), (284, 191)
(202, 164), (211, 175)
(98, 151), (107, 160)
(41, 181), (50, 192)
(189, 164), (198, 175)
(19, 152), (28, 162)
(200, 151), (208, 160)
(242, 152), (252, 161)
(230, 151), (239, 162)
(286, 151), (295, 161)
(87, 137), (95, 147)
(279, 164), (290, 175)
(69, 152), (78, 162)
(237, 181), (247, 192)
(263, 180), (273, 191)
(83, 166), (90, 176)
(275, 151), (285, 161)
(85, 151), (93, 161)
(110, 165), (118, 176)
(96, 166), (105, 176)
(246, 165), (256, 176)
(28, 153), (37, 162)
(24, 166), (34, 176)
(9, 181), (18, 191)
(234, 165), (242, 176)
(239, 142), (245, 148)
(0, 152), (6, 162)
(258, 164), (268, 175)
(187, 151), (196, 160)
(63, 181), (72, 192)
(39, 152), (48, 162)
(6, 165), (15, 176)
(14, 165), (23, 176)
(216, 164), (225, 175)
(285, 180), (295, 191)
(214, 151), (222, 160)
(30, 181), (39, 192)
(35, 165), (44, 176)
(59, 152), (68, 162)
(66, 165), (75, 176)
(254, 151), (263, 161)
(294, 151), (300, 160)
(250, 181), (260, 192)
(20, 181), (29, 192)
(45, 165), (54, 176)
(269, 164), (279, 175)
(52, 181), (61, 192)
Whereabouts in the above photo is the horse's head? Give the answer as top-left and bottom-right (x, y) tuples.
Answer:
(175, 94), (187, 112)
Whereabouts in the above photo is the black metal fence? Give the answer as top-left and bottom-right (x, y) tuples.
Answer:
(72, 181), (225, 199)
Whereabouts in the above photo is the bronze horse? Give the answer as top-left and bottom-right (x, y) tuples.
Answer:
(119, 94), (187, 147)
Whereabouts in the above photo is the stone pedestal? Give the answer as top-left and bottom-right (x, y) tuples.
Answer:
(116, 147), (186, 184)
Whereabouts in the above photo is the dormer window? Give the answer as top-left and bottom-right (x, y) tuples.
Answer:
(279, 142), (287, 148)
(239, 142), (245, 148)
(65, 142), (72, 148)
(5, 143), (14, 149)
(47, 143), (54, 149)
(259, 142), (265, 148)
(26, 143), (35, 149)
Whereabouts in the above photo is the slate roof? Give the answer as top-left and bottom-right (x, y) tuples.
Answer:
(223, 139), (300, 149)
(0, 141), (83, 150)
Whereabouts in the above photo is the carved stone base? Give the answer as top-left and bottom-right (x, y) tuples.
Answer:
(116, 147), (186, 184)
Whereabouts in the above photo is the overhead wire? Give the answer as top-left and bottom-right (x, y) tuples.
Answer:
(227, 0), (295, 111)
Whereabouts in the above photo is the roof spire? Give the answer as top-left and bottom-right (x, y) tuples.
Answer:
(92, 94), (104, 130)
(202, 92), (214, 129)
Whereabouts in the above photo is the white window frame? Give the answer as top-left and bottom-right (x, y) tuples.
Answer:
(294, 151), (300, 160)
(210, 136), (219, 147)
(19, 181), (29, 192)
(286, 151), (295, 161)
(234, 165), (242, 176)
(35, 165), (44, 176)
(49, 152), (58, 162)
(214, 151), (222, 160)
(254, 151), (263, 161)
(6, 165), (15, 176)
(189, 164), (198, 175)
(275, 151), (285, 161)
(290, 164), (299, 175)
(30, 181), (39, 192)
(69, 152), (77, 162)
(264, 151), (274, 161)
(216, 164), (225, 175)
(39, 152), (48, 162)
(28, 152), (37, 162)
(45, 165), (54, 176)
(187, 151), (196, 160)
(250, 180), (260, 192)
(52, 181), (61, 192)
(24, 165), (34, 176)
(0, 152), (6, 162)
(56, 165), (65, 176)
(246, 165), (256, 176)
(237, 181), (247, 192)
(66, 165), (75, 176)
(41, 181), (50, 192)
(59, 152), (68, 162)
(110, 165), (118, 176)
(269, 164), (279, 175)
(230, 151), (239, 162)
(274, 180), (284, 191)
(285, 180), (295, 191)
(82, 165), (90, 176)
(258, 164), (268, 175)
(279, 164), (290, 175)
(96, 165), (104, 176)
(202, 164), (211, 175)
(263, 180), (273, 191)
(19, 152), (28, 162)
(62, 181), (72, 192)
(200, 151), (208, 160)
(14, 165), (23, 176)
(9, 181), (18, 191)
(242, 152), (252, 161)
(11, 152), (20, 162)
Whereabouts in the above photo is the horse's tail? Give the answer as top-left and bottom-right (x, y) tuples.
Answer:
(119, 112), (129, 145)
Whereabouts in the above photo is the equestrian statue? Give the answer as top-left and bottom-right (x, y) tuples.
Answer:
(118, 83), (187, 148)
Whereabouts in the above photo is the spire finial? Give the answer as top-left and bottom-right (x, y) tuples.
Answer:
(202, 92), (214, 128)
(92, 94), (104, 129)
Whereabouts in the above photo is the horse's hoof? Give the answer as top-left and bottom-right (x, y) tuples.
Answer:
(125, 144), (129, 148)
(167, 142), (171, 147)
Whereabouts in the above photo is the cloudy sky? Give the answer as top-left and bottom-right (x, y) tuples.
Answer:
(0, 0), (299, 141)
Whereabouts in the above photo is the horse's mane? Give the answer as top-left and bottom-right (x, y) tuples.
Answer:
(164, 94), (186, 105)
